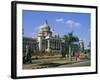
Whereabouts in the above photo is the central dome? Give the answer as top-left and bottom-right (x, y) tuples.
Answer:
(38, 20), (52, 37)
(42, 20), (50, 31)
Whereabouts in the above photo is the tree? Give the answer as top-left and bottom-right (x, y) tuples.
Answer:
(88, 41), (91, 53)
(63, 32), (79, 61)
(27, 46), (32, 63)
(88, 41), (91, 49)
(61, 48), (66, 58)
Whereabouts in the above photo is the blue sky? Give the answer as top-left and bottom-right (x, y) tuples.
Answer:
(23, 10), (91, 48)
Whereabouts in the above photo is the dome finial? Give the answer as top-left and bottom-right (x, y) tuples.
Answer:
(43, 20), (49, 28)
(45, 20), (48, 25)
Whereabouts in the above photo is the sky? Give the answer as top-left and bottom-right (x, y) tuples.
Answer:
(23, 10), (91, 48)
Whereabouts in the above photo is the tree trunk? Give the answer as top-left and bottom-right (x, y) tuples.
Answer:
(69, 45), (71, 61)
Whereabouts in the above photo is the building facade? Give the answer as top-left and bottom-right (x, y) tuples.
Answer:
(23, 20), (84, 55)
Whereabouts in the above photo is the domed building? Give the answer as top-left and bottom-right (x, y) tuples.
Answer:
(39, 20), (52, 37)
(23, 20), (62, 54)
(23, 20), (84, 56)
(37, 20), (61, 52)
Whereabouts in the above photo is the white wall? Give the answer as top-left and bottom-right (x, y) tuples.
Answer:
(0, 0), (99, 80)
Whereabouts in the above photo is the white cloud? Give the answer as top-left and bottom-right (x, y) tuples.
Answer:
(34, 25), (44, 32)
(56, 18), (64, 22)
(74, 22), (81, 27)
(66, 20), (74, 27)
(66, 20), (81, 28)
(38, 25), (44, 30)
(56, 19), (81, 28)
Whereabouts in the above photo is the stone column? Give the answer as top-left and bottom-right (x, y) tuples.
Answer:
(38, 37), (42, 51)
(25, 45), (28, 56)
(56, 41), (58, 51)
(59, 42), (61, 53)
(47, 39), (50, 52)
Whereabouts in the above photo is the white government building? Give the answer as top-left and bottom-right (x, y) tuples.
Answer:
(23, 20), (84, 54)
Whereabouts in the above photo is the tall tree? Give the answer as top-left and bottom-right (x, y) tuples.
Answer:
(88, 41), (91, 53)
(63, 32), (79, 61)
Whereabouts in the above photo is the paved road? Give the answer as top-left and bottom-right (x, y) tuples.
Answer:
(23, 57), (90, 69)
(59, 60), (90, 67)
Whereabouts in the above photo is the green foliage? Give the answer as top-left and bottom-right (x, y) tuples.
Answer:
(88, 41), (91, 48)
(62, 31), (79, 60)
(61, 48), (66, 58)
(61, 48), (68, 58)
(63, 32), (79, 45)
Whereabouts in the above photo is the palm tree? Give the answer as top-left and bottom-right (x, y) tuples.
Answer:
(63, 32), (79, 61)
